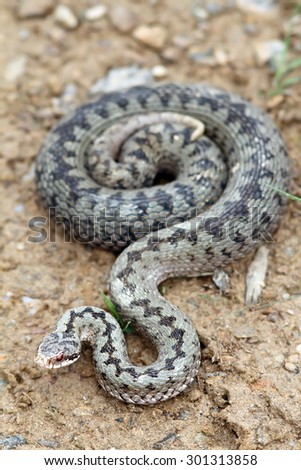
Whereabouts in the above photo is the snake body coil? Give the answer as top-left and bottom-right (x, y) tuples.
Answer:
(35, 84), (289, 405)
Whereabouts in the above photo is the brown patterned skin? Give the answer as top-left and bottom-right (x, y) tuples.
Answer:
(35, 84), (289, 404)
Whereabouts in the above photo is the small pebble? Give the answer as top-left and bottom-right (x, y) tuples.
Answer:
(267, 312), (280, 323)
(214, 49), (229, 65)
(18, 29), (30, 40)
(62, 82), (78, 100)
(172, 34), (194, 49)
(213, 268), (230, 293)
(115, 417), (124, 423)
(108, 4), (138, 33)
(194, 432), (207, 446)
(47, 25), (66, 43)
(72, 406), (93, 416)
(47, 75), (63, 96)
(233, 324), (257, 339)
(0, 378), (8, 394)
(296, 344), (301, 355)
(178, 410), (190, 420)
(243, 23), (259, 36)
(51, 83), (77, 114)
(236, 0), (278, 15)
(153, 433), (177, 450)
(284, 362), (299, 373)
(22, 296), (44, 315)
(266, 94), (284, 109)
(54, 4), (79, 30)
(89, 66), (153, 95)
(287, 354), (299, 364)
(0, 435), (28, 449)
(287, 309), (295, 315)
(254, 39), (285, 67)
(84, 5), (107, 22)
(133, 25), (167, 50)
(193, 0), (234, 19)
(22, 295), (35, 304)
(3, 291), (13, 301)
(192, 6), (209, 21)
(22, 162), (35, 182)
(4, 56), (27, 82)
(14, 203), (25, 213)
(283, 246), (295, 259)
(282, 293), (290, 300)
(207, 1), (234, 15)
(161, 47), (181, 63)
(188, 48), (215, 65)
(17, 0), (54, 19)
(274, 354), (284, 366)
(152, 65), (168, 79)
(189, 388), (202, 401)
(37, 439), (59, 448)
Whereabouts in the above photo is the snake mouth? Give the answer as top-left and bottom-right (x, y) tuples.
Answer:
(35, 351), (80, 369)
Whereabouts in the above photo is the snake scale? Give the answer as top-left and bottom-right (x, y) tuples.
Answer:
(35, 84), (289, 405)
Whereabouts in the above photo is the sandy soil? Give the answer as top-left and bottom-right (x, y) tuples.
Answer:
(1, 0), (301, 450)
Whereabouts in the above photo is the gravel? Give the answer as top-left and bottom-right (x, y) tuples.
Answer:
(0, 435), (28, 449)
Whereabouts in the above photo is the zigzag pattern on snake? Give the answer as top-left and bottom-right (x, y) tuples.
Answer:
(34, 84), (289, 405)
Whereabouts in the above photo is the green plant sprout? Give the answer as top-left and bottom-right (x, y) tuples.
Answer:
(271, 2), (301, 96)
(268, 184), (301, 203)
(100, 290), (134, 334)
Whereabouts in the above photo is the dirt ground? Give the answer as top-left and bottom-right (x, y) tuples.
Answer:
(1, 0), (301, 451)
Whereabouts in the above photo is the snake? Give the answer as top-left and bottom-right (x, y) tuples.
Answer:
(34, 84), (289, 405)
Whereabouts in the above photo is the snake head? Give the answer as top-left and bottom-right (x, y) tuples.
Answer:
(35, 332), (81, 369)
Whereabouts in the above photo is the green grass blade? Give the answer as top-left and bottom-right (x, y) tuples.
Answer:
(285, 56), (301, 73)
(270, 2), (301, 95)
(280, 76), (301, 88)
(100, 289), (134, 334)
(267, 185), (301, 203)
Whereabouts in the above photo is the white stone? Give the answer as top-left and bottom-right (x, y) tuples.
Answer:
(4, 56), (27, 82)
(22, 296), (44, 316)
(254, 39), (285, 66)
(214, 49), (229, 65)
(152, 65), (168, 78)
(54, 4), (78, 30)
(287, 354), (299, 364)
(3, 291), (13, 301)
(90, 66), (153, 95)
(236, 0), (278, 15)
(284, 361), (299, 373)
(133, 25), (167, 50)
(18, 29), (30, 40)
(84, 5), (107, 21)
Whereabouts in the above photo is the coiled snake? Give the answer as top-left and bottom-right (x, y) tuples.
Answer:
(34, 84), (289, 405)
